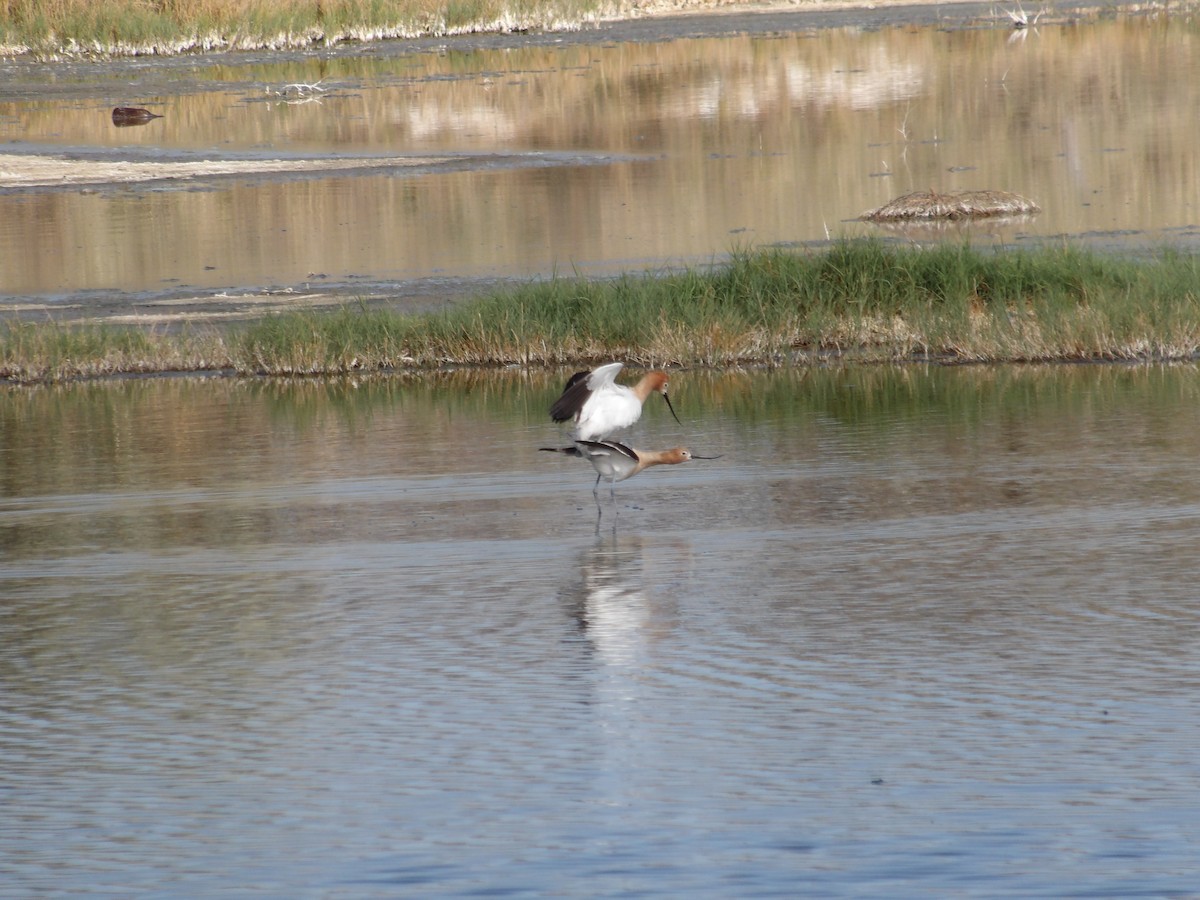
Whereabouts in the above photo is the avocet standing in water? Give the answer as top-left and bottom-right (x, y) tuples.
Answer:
(540, 440), (719, 498)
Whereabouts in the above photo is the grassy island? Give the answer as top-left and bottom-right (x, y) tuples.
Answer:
(4, 241), (1200, 384)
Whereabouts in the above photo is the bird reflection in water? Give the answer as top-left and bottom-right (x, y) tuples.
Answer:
(563, 533), (686, 670)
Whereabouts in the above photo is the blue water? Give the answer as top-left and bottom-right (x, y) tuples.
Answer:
(3, 366), (1200, 896)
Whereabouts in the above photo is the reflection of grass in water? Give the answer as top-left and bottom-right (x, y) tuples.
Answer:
(0, 0), (607, 55)
(4, 241), (1200, 383)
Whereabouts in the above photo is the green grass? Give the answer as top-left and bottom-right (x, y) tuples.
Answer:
(4, 241), (1200, 384)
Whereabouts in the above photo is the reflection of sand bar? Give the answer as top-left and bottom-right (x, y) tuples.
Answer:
(0, 150), (617, 191)
(865, 215), (1041, 240)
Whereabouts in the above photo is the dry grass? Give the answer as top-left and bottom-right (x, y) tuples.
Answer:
(861, 189), (1042, 222)
(0, 319), (234, 382)
(0, 0), (613, 55)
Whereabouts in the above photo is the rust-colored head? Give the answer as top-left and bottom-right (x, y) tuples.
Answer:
(635, 446), (720, 474)
(643, 371), (670, 395)
(636, 371), (681, 424)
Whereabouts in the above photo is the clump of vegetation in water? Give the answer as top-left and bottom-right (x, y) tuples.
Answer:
(3, 241), (1200, 383)
(861, 189), (1041, 221)
(0, 0), (610, 56)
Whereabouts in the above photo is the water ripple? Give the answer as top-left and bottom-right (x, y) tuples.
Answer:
(6, 367), (1200, 895)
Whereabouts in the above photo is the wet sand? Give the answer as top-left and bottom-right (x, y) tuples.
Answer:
(0, 153), (465, 189)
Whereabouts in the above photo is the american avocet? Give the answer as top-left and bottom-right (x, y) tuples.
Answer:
(541, 440), (719, 498)
(550, 362), (680, 442)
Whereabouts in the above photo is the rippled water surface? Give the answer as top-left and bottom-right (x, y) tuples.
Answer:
(4, 365), (1200, 895)
(2, 7), (1200, 313)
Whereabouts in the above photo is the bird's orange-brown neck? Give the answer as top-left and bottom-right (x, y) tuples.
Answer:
(634, 447), (691, 471)
(631, 371), (670, 401)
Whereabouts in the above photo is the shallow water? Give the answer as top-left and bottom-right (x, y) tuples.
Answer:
(4, 365), (1200, 895)
(2, 8), (1200, 315)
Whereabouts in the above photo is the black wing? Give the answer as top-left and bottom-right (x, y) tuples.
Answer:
(549, 370), (592, 423)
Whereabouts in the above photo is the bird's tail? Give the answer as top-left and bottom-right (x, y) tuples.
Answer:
(539, 445), (583, 457)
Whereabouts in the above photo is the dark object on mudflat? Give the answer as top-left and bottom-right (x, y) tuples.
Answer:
(112, 107), (164, 127)
(861, 189), (1040, 222)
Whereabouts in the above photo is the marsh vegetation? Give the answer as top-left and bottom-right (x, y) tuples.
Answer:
(4, 242), (1199, 384)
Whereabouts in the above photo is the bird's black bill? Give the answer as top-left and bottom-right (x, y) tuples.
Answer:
(662, 392), (682, 425)
(693, 454), (722, 460)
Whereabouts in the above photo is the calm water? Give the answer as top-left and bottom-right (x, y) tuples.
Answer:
(4, 365), (1200, 895)
(2, 8), (1200, 315)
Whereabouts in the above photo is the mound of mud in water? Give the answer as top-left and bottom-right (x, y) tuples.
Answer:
(861, 189), (1041, 221)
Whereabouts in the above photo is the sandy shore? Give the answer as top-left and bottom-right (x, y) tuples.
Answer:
(0, 149), (545, 190)
(0, 153), (474, 189)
